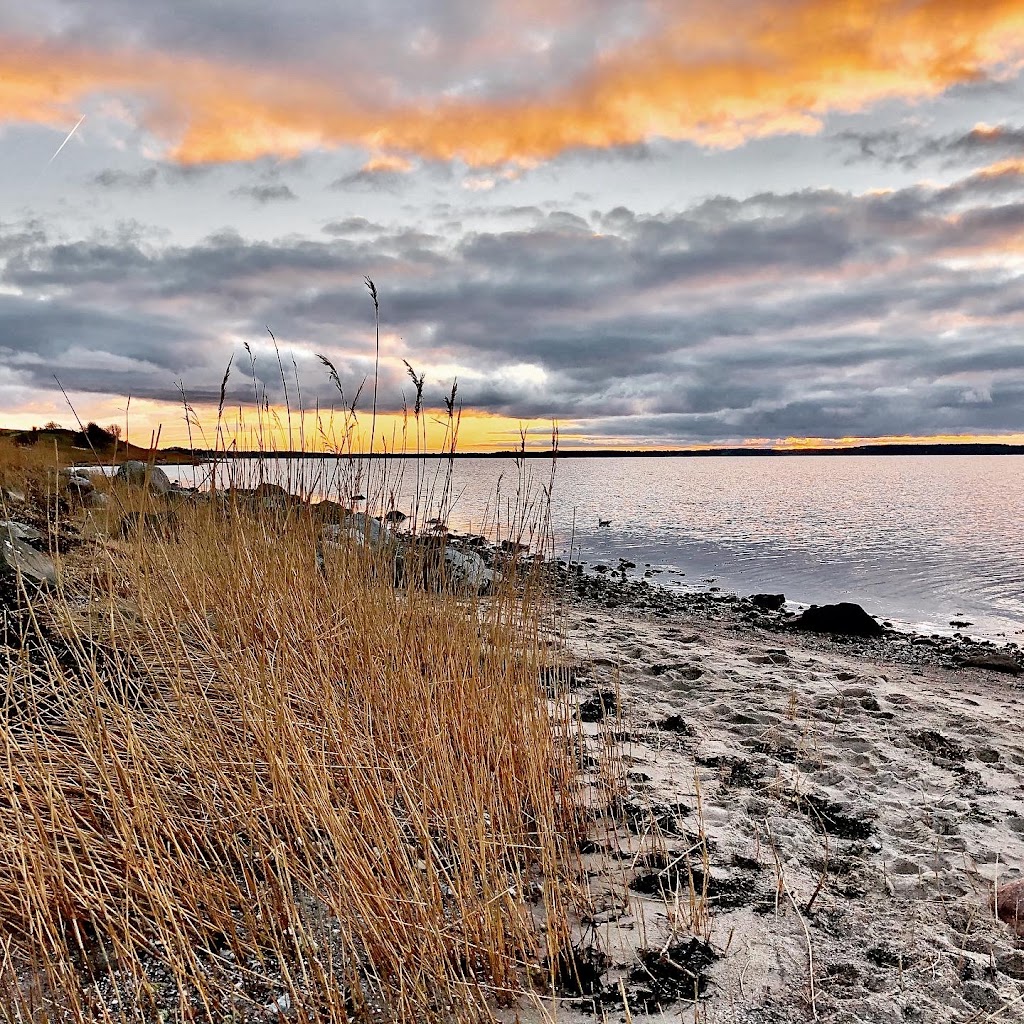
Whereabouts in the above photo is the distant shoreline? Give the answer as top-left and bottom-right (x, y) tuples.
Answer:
(161, 442), (1024, 459)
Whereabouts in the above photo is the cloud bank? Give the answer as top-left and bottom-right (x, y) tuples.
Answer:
(2, 1), (1024, 165)
(4, 157), (1024, 444)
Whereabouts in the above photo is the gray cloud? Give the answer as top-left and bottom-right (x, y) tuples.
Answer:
(231, 183), (298, 204)
(92, 167), (160, 190)
(834, 123), (1024, 170)
(5, 160), (1024, 443)
(329, 169), (408, 193)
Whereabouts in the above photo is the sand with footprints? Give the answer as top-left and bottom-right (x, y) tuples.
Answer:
(520, 598), (1024, 1023)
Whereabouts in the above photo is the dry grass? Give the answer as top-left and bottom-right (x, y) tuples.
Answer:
(0, 458), (586, 1022)
(0, 437), (69, 504)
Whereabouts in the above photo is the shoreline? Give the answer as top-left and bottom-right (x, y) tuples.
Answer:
(530, 582), (1024, 1022)
(546, 556), (1023, 671)
(67, 468), (1024, 649)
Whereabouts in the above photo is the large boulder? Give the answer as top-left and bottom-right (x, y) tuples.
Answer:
(254, 482), (289, 498)
(315, 500), (349, 523)
(794, 602), (883, 638)
(116, 460), (171, 495)
(750, 593), (786, 611)
(254, 482), (294, 509)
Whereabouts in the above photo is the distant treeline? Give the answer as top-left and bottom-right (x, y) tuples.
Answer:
(160, 442), (1024, 460)
(8, 423), (122, 450)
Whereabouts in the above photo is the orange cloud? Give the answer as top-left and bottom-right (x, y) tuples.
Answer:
(3, 0), (1024, 165)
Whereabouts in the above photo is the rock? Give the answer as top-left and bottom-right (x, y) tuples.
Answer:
(115, 460), (171, 495)
(498, 539), (530, 554)
(961, 652), (1022, 675)
(253, 482), (294, 509)
(443, 545), (495, 593)
(997, 949), (1024, 979)
(962, 980), (1004, 1013)
(64, 474), (95, 497)
(750, 593), (786, 611)
(0, 534), (56, 590)
(254, 482), (289, 499)
(315, 499), (348, 523)
(995, 879), (1024, 935)
(1, 488), (26, 505)
(327, 512), (385, 547)
(264, 993), (291, 1015)
(794, 602), (883, 638)
(384, 509), (407, 526)
(85, 491), (108, 509)
(0, 521), (43, 544)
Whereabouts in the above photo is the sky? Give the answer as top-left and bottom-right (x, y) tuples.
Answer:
(2, 0), (1024, 451)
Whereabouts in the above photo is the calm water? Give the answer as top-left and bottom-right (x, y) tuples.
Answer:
(164, 455), (1024, 641)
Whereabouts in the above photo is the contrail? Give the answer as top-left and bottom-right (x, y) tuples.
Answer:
(48, 114), (86, 164)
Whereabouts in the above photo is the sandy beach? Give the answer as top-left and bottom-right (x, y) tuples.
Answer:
(525, 577), (1024, 1023)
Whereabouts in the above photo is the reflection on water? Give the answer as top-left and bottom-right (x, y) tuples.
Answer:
(166, 455), (1024, 640)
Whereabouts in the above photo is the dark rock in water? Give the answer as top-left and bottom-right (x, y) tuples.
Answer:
(750, 593), (786, 611)
(116, 460), (171, 495)
(795, 602), (883, 637)
(961, 652), (1022, 675)
(384, 509), (407, 525)
(498, 539), (530, 554)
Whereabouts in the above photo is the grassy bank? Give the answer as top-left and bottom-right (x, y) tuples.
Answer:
(0, 437), (591, 1022)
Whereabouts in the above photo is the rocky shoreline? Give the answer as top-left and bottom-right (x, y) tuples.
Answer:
(544, 553), (1022, 679)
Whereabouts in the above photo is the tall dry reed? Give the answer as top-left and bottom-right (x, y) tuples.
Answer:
(0, 298), (583, 1021)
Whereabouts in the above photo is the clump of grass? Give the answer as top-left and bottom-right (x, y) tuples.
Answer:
(0, 285), (588, 1022)
(0, 465), (586, 1023)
